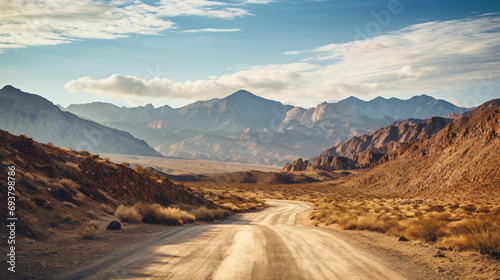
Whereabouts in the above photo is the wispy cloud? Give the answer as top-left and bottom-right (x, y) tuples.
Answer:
(181, 28), (242, 33)
(66, 15), (500, 106)
(0, 0), (265, 53)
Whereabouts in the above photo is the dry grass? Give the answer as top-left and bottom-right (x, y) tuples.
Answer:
(60, 178), (80, 193)
(191, 207), (230, 222)
(64, 162), (82, 172)
(115, 204), (143, 223)
(18, 197), (36, 210)
(312, 197), (500, 257)
(195, 188), (266, 212)
(416, 217), (446, 242)
(465, 216), (500, 256)
(78, 223), (97, 239)
(101, 203), (115, 215)
(135, 203), (195, 225)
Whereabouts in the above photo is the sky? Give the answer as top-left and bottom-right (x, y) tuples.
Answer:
(1, 0), (500, 109)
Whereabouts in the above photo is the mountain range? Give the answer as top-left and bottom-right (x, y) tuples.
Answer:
(0, 86), (161, 157)
(63, 90), (469, 165)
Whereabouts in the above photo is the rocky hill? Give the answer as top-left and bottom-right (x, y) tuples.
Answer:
(351, 99), (500, 196)
(283, 116), (453, 171)
(0, 129), (210, 240)
(0, 86), (161, 157)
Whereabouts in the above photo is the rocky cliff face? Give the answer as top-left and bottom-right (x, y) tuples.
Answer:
(283, 116), (453, 171)
(351, 99), (500, 196)
(0, 86), (162, 157)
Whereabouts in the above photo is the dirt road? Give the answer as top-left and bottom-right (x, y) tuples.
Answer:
(61, 200), (407, 280)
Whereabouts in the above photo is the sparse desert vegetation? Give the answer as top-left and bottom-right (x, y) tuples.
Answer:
(115, 204), (143, 223)
(190, 206), (231, 222)
(135, 203), (195, 225)
(194, 187), (266, 211)
(115, 203), (232, 225)
(78, 223), (97, 239)
(301, 194), (500, 257)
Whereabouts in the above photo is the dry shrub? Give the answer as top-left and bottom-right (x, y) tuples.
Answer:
(415, 217), (446, 242)
(338, 214), (395, 233)
(23, 173), (35, 181)
(101, 203), (115, 215)
(221, 202), (240, 211)
(75, 192), (86, 203)
(115, 204), (142, 223)
(121, 162), (131, 168)
(438, 235), (472, 251)
(65, 162), (82, 172)
(78, 223), (97, 239)
(462, 205), (477, 212)
(465, 216), (500, 256)
(214, 208), (231, 219)
(60, 179), (80, 193)
(492, 205), (500, 215)
(192, 207), (231, 221)
(135, 203), (195, 225)
(36, 176), (50, 186)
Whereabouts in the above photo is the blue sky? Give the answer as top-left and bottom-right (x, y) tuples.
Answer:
(1, 0), (500, 108)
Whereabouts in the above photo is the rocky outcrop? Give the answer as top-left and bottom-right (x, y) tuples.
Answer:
(282, 158), (311, 172)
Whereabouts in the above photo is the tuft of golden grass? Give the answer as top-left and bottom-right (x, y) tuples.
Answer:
(465, 216), (500, 255)
(59, 178), (80, 193)
(135, 203), (195, 225)
(115, 204), (143, 223)
(78, 223), (97, 239)
(437, 235), (472, 251)
(191, 207), (231, 222)
(64, 162), (82, 172)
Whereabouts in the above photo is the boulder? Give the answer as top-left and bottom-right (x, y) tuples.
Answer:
(106, 221), (121, 230)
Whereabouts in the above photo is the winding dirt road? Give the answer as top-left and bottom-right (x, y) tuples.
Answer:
(62, 200), (406, 280)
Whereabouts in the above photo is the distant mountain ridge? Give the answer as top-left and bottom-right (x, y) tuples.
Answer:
(337, 95), (466, 119)
(0, 85), (162, 157)
(63, 89), (469, 165)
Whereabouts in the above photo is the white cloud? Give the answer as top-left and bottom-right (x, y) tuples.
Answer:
(66, 15), (500, 106)
(65, 63), (316, 101)
(0, 0), (266, 53)
(182, 28), (241, 33)
(156, 0), (251, 19)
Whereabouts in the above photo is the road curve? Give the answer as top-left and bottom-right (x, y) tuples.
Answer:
(62, 200), (406, 280)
